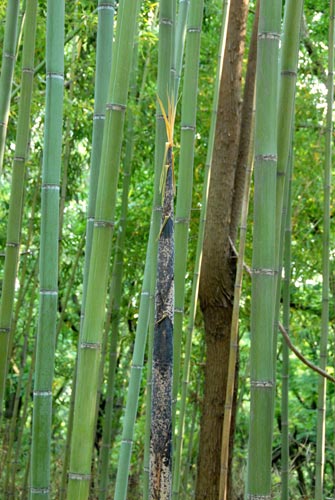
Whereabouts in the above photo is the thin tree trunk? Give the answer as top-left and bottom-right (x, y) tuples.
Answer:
(197, 1), (249, 498)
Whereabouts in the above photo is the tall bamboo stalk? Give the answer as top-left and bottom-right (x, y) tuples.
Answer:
(0, 0), (20, 176)
(67, 1), (140, 497)
(281, 145), (293, 500)
(273, 0), (303, 369)
(59, 3), (114, 494)
(315, 1), (335, 497)
(0, 0), (38, 416)
(246, 0), (281, 496)
(30, 0), (64, 496)
(96, 39), (141, 500)
(172, 0), (203, 432)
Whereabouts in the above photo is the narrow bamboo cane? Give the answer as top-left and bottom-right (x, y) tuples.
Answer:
(172, 0), (204, 423)
(281, 146), (293, 500)
(67, 1), (140, 497)
(60, 2), (114, 493)
(0, 0), (20, 176)
(246, 0), (281, 496)
(273, 0), (304, 369)
(80, 0), (114, 323)
(5, 268), (38, 497)
(315, 1), (335, 497)
(0, 0), (38, 416)
(97, 34), (141, 500)
(30, 0), (64, 496)
(174, 0), (190, 98)
(113, 1), (175, 497)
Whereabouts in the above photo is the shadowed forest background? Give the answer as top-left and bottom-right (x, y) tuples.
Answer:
(0, 0), (335, 499)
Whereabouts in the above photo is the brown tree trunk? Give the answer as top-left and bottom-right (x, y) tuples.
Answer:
(196, 1), (257, 498)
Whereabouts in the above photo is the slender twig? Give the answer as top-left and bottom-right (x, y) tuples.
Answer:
(229, 236), (335, 384)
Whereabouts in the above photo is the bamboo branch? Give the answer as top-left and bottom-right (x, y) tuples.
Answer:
(229, 237), (335, 384)
(278, 323), (335, 384)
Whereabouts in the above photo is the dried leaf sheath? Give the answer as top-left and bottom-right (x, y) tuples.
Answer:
(150, 145), (174, 499)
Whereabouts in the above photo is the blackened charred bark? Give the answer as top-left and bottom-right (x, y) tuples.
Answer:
(150, 147), (174, 500)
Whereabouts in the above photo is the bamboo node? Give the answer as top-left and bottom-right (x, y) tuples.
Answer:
(175, 217), (189, 224)
(68, 472), (91, 481)
(0, 327), (10, 333)
(250, 380), (273, 388)
(40, 289), (58, 296)
(247, 495), (271, 500)
(160, 17), (173, 26)
(97, 3), (115, 11)
(258, 32), (280, 41)
(255, 153), (277, 162)
(6, 242), (19, 248)
(4, 52), (15, 60)
(188, 27), (201, 33)
(80, 342), (101, 350)
(14, 155), (25, 162)
(131, 364), (143, 370)
(252, 268), (275, 276)
(30, 487), (50, 494)
(42, 184), (60, 190)
(93, 113), (105, 120)
(33, 390), (52, 397)
(94, 220), (114, 228)
(106, 103), (127, 112)
(22, 67), (34, 74)
(281, 70), (297, 77)
(181, 124), (196, 131)
(174, 307), (184, 313)
(46, 72), (64, 81)
(122, 439), (133, 445)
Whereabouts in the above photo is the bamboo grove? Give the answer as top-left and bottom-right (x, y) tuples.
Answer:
(0, 0), (335, 499)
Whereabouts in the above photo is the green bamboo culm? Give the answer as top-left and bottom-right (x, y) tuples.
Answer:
(272, 0), (303, 369)
(281, 145), (293, 500)
(315, 1), (335, 497)
(174, 0), (190, 97)
(172, 0), (204, 492)
(80, 0), (114, 323)
(97, 30), (141, 499)
(0, 0), (38, 416)
(60, 3), (114, 493)
(246, 0), (281, 497)
(0, 0), (20, 177)
(30, 0), (64, 496)
(67, 1), (141, 497)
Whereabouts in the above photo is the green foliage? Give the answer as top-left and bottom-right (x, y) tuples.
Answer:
(0, 1), (335, 498)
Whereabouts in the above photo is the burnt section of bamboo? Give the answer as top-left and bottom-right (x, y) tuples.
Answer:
(150, 145), (174, 500)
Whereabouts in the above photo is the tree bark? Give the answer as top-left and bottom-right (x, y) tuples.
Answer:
(196, 1), (253, 498)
